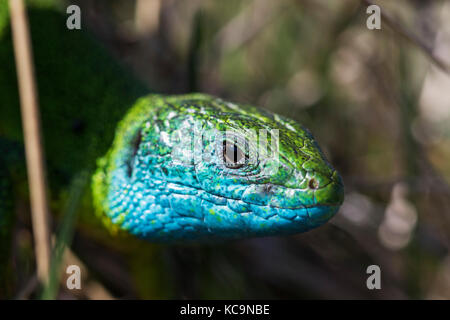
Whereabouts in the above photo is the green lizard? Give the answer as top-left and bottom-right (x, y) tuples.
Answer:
(0, 1), (343, 296)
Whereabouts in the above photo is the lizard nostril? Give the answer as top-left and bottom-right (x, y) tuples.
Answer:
(308, 178), (319, 190)
(264, 183), (273, 193)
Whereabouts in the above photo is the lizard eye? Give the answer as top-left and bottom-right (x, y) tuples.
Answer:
(223, 141), (245, 169)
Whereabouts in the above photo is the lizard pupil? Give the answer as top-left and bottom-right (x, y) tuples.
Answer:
(223, 141), (244, 169)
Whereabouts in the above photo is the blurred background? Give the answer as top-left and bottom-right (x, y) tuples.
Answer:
(2, 0), (450, 299)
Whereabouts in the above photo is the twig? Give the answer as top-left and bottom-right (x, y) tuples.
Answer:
(362, 0), (450, 73)
(42, 172), (88, 299)
(9, 0), (52, 285)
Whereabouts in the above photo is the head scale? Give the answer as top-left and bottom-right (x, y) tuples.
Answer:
(93, 94), (344, 242)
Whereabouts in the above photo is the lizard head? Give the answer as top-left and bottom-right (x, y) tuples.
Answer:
(93, 94), (344, 242)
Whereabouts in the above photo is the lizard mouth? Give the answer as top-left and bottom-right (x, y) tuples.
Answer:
(233, 171), (344, 229)
(234, 170), (344, 210)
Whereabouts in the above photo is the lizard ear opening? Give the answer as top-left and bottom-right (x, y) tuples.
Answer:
(126, 130), (143, 178)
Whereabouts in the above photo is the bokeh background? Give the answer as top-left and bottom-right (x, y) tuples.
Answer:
(2, 0), (450, 299)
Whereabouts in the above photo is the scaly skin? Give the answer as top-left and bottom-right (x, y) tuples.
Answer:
(0, 3), (151, 297)
(1, 1), (343, 259)
(93, 94), (344, 242)
(0, 1), (344, 298)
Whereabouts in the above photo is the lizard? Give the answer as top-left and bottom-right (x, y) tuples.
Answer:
(0, 1), (343, 297)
